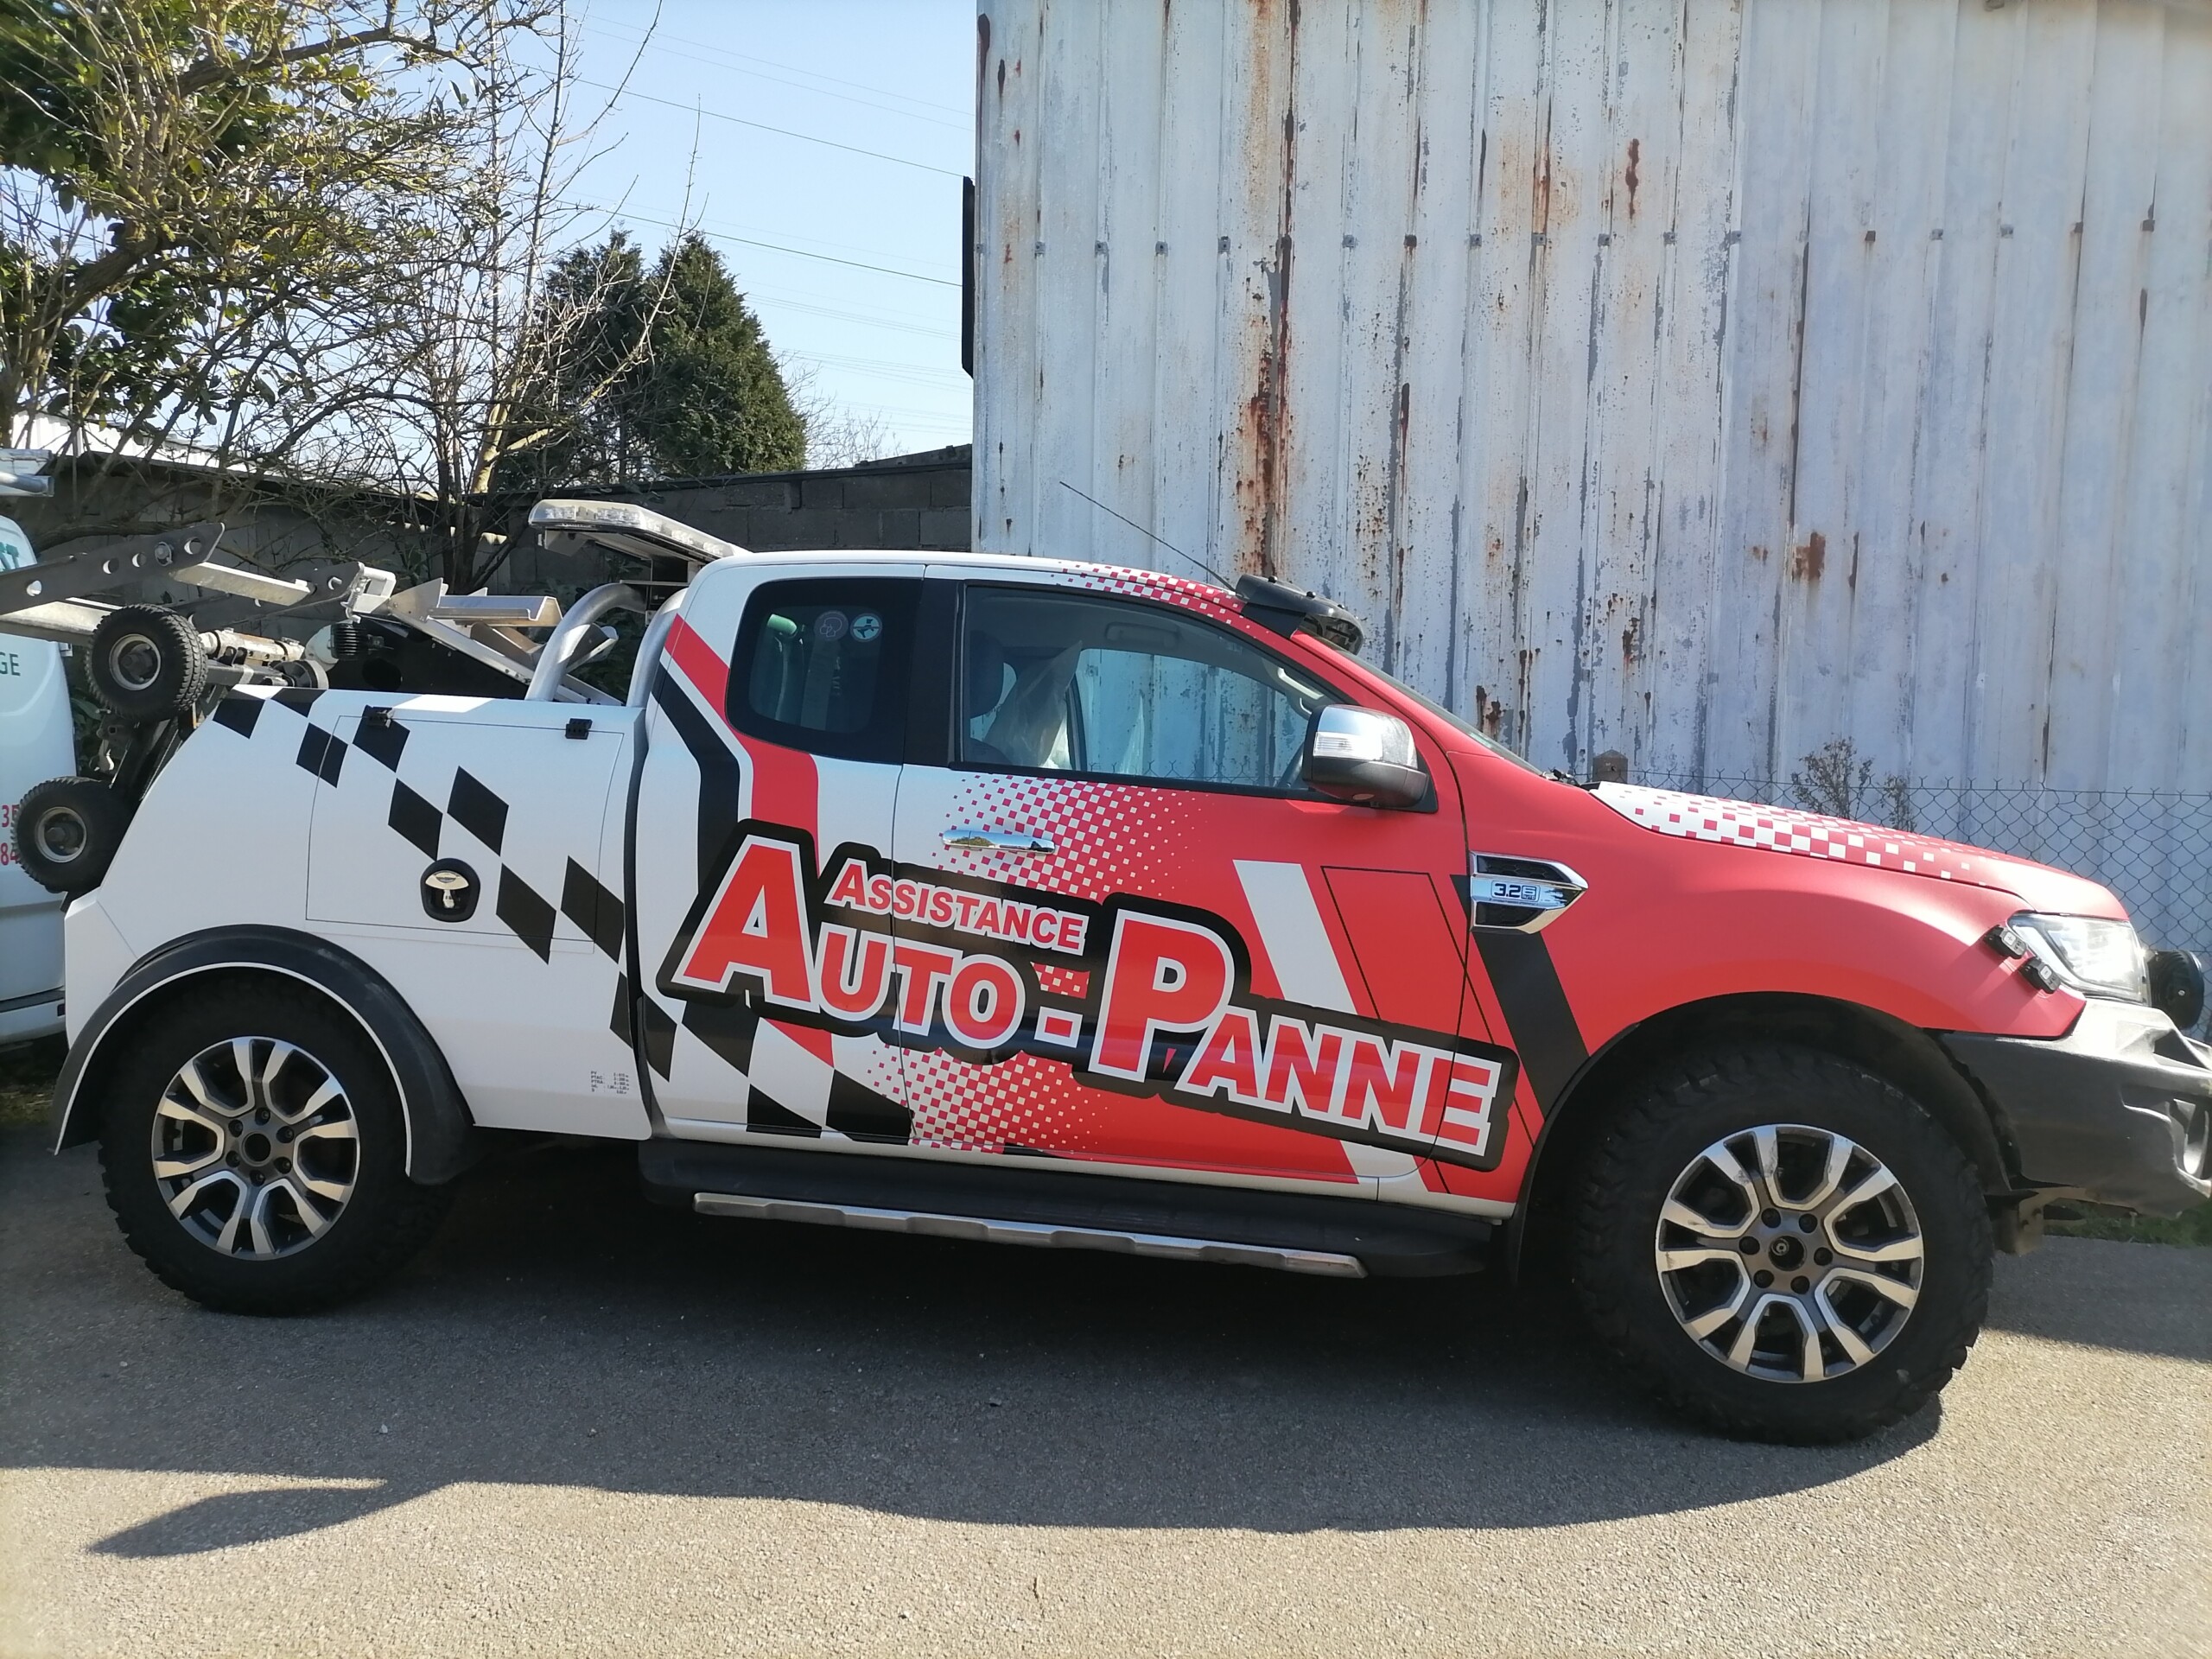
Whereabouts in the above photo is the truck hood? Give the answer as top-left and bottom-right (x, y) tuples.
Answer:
(1590, 783), (2126, 918)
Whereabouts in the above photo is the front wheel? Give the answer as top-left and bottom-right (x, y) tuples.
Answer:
(1573, 1043), (1992, 1443)
(99, 981), (453, 1314)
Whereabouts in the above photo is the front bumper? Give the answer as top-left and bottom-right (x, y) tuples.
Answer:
(1941, 1001), (2212, 1217)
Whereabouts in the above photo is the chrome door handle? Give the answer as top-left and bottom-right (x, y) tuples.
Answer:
(941, 824), (1055, 855)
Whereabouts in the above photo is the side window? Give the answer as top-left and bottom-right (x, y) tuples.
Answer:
(728, 577), (918, 764)
(959, 585), (1339, 792)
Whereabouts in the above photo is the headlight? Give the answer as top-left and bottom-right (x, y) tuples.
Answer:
(2011, 913), (2148, 1001)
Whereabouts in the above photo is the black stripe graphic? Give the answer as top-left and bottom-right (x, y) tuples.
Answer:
(211, 696), (262, 737)
(387, 781), (442, 858)
(743, 1090), (820, 1137)
(651, 674), (744, 890)
(561, 859), (626, 959)
(682, 995), (760, 1076)
(1472, 931), (1589, 1111)
(826, 1072), (914, 1143)
(448, 768), (508, 854)
(354, 710), (409, 770)
(495, 868), (556, 961)
(294, 724), (346, 783)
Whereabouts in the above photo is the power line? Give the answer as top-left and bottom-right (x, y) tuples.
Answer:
(583, 19), (971, 130)
(575, 203), (960, 289)
(750, 296), (956, 341)
(577, 78), (965, 179)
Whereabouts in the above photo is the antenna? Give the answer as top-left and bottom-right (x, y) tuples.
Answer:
(1057, 480), (1234, 591)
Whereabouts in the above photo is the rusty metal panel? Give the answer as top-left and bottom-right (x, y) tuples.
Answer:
(971, 0), (2212, 810)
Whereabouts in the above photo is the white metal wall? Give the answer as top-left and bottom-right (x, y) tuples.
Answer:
(971, 0), (2212, 799)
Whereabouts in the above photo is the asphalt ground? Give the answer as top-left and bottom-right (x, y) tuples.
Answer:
(3, 1125), (2207, 1659)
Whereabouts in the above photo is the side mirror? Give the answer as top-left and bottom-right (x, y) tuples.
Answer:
(1302, 706), (1429, 810)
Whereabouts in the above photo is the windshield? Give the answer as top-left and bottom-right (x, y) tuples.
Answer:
(1348, 658), (1547, 777)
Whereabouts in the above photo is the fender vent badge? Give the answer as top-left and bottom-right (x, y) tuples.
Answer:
(1465, 853), (1586, 933)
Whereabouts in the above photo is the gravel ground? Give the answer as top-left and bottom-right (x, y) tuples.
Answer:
(2, 1127), (2207, 1659)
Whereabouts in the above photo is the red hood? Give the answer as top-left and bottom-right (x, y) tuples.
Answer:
(1590, 783), (2126, 918)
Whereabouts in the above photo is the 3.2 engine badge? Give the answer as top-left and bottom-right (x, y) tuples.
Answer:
(1465, 853), (1587, 933)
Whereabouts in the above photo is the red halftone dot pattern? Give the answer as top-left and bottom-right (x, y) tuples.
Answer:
(1035, 962), (1089, 997)
(903, 1049), (1078, 1152)
(1595, 783), (1990, 883)
(930, 772), (1192, 905)
(898, 770), (1183, 1147)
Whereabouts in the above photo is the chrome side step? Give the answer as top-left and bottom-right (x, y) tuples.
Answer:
(692, 1192), (1369, 1278)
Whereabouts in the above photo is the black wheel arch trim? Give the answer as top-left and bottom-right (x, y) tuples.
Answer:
(49, 925), (480, 1184)
(1501, 991), (2024, 1284)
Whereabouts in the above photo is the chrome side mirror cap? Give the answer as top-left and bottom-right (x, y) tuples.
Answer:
(1301, 706), (1429, 810)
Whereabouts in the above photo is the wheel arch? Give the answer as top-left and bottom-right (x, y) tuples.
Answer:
(51, 925), (480, 1184)
(1509, 991), (2024, 1283)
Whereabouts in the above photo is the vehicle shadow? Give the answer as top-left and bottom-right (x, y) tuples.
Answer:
(2, 1130), (1941, 1556)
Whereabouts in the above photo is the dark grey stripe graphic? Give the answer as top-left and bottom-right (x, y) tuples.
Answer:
(1472, 931), (1588, 1111)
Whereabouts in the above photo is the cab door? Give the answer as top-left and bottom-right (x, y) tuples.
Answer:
(884, 572), (1516, 1191)
(627, 569), (917, 1144)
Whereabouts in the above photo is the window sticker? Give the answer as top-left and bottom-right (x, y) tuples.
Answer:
(813, 610), (849, 642)
(849, 611), (882, 643)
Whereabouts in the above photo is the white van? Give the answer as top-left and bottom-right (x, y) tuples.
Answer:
(0, 512), (74, 1046)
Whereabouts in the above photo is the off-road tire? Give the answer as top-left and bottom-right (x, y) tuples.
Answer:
(89, 604), (207, 719)
(99, 981), (452, 1314)
(1573, 1042), (1992, 1443)
(13, 775), (131, 894)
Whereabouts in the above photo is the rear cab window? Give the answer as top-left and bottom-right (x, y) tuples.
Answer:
(725, 577), (919, 764)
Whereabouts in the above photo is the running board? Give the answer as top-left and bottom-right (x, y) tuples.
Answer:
(693, 1192), (1369, 1278)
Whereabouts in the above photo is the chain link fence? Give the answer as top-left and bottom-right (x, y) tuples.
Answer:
(1630, 771), (2212, 1035)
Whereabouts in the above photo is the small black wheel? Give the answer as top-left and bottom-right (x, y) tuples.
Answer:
(99, 979), (453, 1314)
(1573, 1042), (1992, 1443)
(13, 775), (131, 894)
(89, 604), (207, 718)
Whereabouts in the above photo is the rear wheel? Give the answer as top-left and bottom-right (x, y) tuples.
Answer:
(99, 981), (452, 1314)
(1573, 1043), (1991, 1443)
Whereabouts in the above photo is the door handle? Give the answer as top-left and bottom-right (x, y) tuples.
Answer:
(941, 824), (1055, 855)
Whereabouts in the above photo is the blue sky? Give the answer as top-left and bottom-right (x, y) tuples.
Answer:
(566, 0), (976, 459)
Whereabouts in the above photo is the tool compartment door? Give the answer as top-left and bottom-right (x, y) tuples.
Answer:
(303, 694), (645, 1135)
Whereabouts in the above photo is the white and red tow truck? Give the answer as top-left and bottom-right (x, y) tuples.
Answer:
(9, 499), (2207, 1443)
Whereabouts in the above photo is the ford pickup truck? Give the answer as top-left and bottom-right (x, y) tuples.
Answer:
(28, 508), (2211, 1443)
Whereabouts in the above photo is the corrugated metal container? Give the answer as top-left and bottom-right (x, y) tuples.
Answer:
(973, 0), (2209, 784)
(970, 0), (2212, 960)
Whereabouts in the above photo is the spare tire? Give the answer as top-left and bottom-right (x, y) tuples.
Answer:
(89, 604), (207, 718)
(13, 775), (132, 894)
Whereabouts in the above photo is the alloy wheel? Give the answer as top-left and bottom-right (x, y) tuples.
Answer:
(149, 1037), (360, 1259)
(1652, 1123), (1924, 1383)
